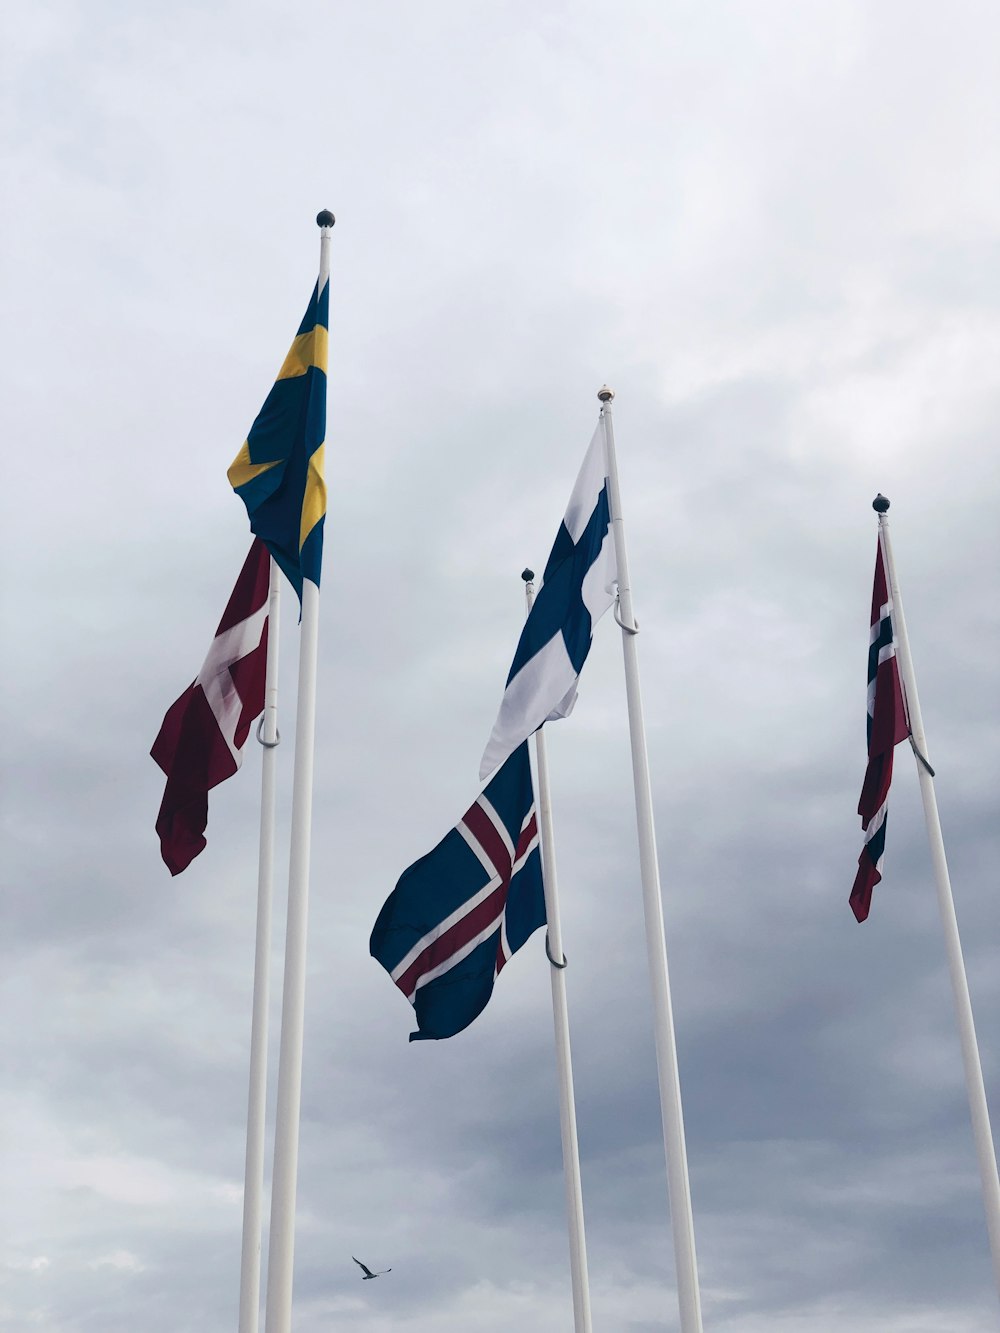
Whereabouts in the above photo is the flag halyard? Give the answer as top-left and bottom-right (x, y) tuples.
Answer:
(850, 534), (909, 921)
(228, 282), (328, 602)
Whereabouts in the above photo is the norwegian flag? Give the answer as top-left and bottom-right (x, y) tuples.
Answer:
(151, 540), (270, 875)
(371, 742), (546, 1041)
(850, 534), (909, 922)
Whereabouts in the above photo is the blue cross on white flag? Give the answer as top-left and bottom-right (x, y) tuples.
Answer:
(480, 423), (618, 779)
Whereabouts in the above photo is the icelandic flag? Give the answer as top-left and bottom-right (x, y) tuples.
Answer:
(370, 743), (546, 1041)
(151, 540), (270, 875)
(850, 533), (909, 922)
(227, 280), (328, 604)
(480, 423), (617, 780)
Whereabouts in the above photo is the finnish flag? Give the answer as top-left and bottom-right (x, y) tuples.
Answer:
(480, 424), (618, 779)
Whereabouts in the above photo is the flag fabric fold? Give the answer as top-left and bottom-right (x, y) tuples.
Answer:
(371, 743), (546, 1041)
(227, 280), (328, 602)
(850, 534), (909, 922)
(151, 540), (270, 875)
(480, 424), (617, 780)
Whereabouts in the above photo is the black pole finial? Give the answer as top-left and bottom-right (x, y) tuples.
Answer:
(316, 210), (335, 228)
(873, 493), (890, 513)
(521, 568), (535, 583)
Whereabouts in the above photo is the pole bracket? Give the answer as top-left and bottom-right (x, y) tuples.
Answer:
(545, 933), (567, 969)
(909, 734), (935, 777)
(256, 716), (281, 748)
(614, 593), (639, 635)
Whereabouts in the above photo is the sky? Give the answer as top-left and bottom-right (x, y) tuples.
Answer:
(3, 1), (1000, 1330)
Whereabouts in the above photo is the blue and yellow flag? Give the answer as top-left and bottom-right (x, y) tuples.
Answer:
(228, 281), (328, 601)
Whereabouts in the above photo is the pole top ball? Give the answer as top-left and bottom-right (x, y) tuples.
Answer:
(872, 493), (890, 513)
(521, 568), (535, 583)
(597, 385), (615, 402)
(316, 210), (336, 228)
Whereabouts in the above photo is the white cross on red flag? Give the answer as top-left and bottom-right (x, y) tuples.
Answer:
(151, 540), (270, 875)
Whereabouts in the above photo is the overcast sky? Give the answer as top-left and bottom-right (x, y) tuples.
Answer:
(3, 2), (999, 1330)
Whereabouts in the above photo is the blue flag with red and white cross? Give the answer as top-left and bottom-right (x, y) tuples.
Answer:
(371, 743), (546, 1041)
(850, 533), (909, 922)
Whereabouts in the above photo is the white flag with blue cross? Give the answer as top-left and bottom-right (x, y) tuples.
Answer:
(480, 424), (617, 780)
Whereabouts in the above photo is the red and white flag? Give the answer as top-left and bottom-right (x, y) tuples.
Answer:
(151, 540), (270, 875)
(849, 534), (909, 921)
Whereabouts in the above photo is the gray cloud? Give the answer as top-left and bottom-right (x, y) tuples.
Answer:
(3, 2), (999, 1330)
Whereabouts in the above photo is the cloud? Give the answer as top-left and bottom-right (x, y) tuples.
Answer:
(87, 1251), (144, 1274)
(3, 2), (999, 1331)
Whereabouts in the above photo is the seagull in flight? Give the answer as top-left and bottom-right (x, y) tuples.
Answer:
(352, 1256), (391, 1280)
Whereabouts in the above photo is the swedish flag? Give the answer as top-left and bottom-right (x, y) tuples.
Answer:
(228, 281), (328, 601)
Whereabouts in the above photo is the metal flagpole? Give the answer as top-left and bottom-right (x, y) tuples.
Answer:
(263, 212), (334, 1333)
(875, 495), (1000, 1300)
(599, 387), (704, 1333)
(238, 558), (281, 1333)
(523, 571), (594, 1333)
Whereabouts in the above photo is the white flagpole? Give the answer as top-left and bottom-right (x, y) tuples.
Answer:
(263, 212), (334, 1333)
(523, 571), (594, 1333)
(599, 387), (704, 1333)
(238, 558), (281, 1333)
(875, 496), (1000, 1300)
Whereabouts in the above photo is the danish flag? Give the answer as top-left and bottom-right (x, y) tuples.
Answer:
(371, 742), (546, 1041)
(151, 540), (270, 875)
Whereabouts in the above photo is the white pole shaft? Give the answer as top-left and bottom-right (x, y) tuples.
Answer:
(878, 512), (1000, 1300)
(263, 576), (319, 1333)
(263, 225), (331, 1333)
(525, 579), (593, 1333)
(238, 559), (281, 1333)
(600, 394), (704, 1333)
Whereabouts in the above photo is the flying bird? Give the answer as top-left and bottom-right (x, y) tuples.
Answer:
(352, 1256), (391, 1280)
